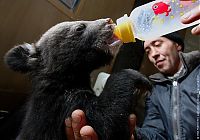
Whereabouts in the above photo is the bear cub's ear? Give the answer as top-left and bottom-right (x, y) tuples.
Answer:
(4, 43), (39, 73)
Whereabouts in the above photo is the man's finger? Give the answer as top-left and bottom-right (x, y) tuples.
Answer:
(130, 135), (135, 140)
(181, 5), (200, 24)
(80, 126), (98, 140)
(71, 110), (87, 140)
(65, 118), (75, 140)
(129, 114), (136, 140)
(129, 114), (136, 136)
(191, 24), (200, 35)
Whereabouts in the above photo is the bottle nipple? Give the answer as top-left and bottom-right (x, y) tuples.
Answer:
(113, 15), (136, 43)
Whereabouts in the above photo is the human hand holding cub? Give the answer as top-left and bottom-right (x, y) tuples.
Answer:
(65, 110), (136, 140)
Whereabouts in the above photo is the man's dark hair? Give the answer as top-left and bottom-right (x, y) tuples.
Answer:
(142, 32), (185, 52)
(163, 32), (185, 51)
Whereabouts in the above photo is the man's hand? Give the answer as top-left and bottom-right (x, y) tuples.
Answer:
(181, 4), (200, 35)
(65, 109), (98, 140)
(65, 110), (137, 140)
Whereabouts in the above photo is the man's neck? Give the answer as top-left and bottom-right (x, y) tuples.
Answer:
(168, 61), (184, 79)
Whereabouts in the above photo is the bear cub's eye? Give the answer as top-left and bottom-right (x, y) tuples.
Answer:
(75, 24), (86, 32)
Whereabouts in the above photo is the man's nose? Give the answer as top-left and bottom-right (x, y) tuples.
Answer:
(151, 48), (159, 59)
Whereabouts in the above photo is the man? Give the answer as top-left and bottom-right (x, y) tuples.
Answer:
(65, 4), (200, 139)
(135, 33), (200, 139)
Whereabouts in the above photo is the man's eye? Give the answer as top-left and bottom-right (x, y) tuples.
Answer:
(154, 41), (162, 47)
(75, 24), (86, 32)
(145, 49), (150, 55)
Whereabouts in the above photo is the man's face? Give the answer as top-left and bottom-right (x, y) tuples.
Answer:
(144, 37), (182, 75)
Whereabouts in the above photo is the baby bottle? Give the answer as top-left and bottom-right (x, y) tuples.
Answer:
(114, 0), (200, 43)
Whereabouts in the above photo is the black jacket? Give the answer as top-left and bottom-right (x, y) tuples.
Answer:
(136, 51), (200, 140)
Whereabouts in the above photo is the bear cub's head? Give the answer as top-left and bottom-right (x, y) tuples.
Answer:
(5, 18), (120, 78)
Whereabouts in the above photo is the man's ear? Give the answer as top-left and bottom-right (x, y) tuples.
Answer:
(175, 43), (182, 51)
(4, 43), (39, 73)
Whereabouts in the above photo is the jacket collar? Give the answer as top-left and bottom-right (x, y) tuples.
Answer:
(149, 50), (200, 82)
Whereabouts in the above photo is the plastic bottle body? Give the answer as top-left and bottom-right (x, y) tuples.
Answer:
(114, 0), (200, 42)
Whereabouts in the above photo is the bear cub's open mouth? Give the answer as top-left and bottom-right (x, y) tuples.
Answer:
(101, 19), (122, 54)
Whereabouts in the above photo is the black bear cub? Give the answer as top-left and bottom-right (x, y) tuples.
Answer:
(4, 18), (151, 140)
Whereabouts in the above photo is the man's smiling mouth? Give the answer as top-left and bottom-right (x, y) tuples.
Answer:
(155, 60), (164, 66)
